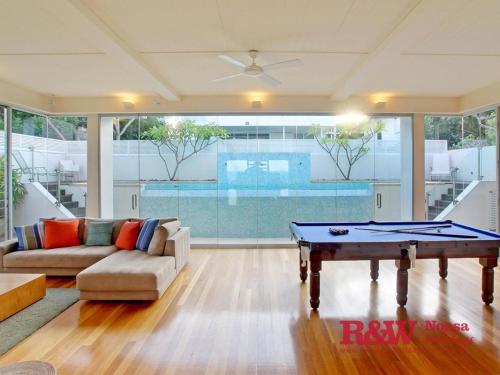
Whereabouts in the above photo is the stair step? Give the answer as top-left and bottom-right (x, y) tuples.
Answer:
(438, 200), (453, 206)
(68, 207), (86, 217)
(61, 201), (79, 209)
(59, 194), (74, 203)
(48, 189), (66, 196)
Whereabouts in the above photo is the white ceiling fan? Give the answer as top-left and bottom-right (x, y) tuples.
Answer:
(213, 49), (302, 86)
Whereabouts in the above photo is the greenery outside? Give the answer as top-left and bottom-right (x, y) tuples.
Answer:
(425, 110), (496, 148)
(307, 120), (384, 180)
(142, 119), (229, 181)
(0, 155), (26, 207)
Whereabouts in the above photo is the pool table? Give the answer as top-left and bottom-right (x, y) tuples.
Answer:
(289, 220), (500, 309)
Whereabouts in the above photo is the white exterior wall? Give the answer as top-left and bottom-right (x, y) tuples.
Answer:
(5, 131), (497, 184)
(14, 183), (74, 226)
(437, 181), (497, 231)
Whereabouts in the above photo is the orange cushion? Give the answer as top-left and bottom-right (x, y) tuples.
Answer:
(115, 221), (141, 250)
(44, 219), (81, 249)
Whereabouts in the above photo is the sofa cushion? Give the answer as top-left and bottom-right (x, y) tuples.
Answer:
(83, 218), (133, 244)
(3, 245), (117, 269)
(163, 220), (180, 238)
(44, 219), (81, 249)
(115, 221), (141, 250)
(41, 217), (86, 243)
(15, 222), (44, 250)
(86, 221), (113, 246)
(147, 226), (167, 256)
(136, 218), (159, 251)
(77, 250), (175, 292)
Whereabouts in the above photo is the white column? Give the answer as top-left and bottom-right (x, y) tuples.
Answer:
(412, 114), (426, 220)
(400, 116), (413, 220)
(86, 114), (99, 217)
(100, 116), (114, 218)
(5, 107), (13, 238)
(496, 106), (500, 231)
(86, 115), (114, 218)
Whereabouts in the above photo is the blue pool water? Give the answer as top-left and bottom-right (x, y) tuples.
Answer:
(140, 152), (375, 238)
(140, 181), (374, 238)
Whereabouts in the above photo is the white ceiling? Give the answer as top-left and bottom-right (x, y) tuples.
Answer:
(0, 0), (499, 99)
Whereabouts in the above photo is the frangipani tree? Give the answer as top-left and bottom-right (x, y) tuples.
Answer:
(307, 120), (384, 180)
(142, 119), (229, 181)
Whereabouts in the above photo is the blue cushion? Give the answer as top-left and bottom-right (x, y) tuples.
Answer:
(136, 218), (160, 251)
(86, 221), (113, 246)
(15, 223), (44, 250)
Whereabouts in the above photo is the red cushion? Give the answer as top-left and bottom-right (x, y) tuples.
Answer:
(115, 221), (141, 250)
(44, 219), (81, 249)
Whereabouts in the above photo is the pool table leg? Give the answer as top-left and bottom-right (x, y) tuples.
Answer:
(300, 253), (308, 282)
(370, 260), (379, 281)
(439, 257), (448, 279)
(480, 257), (497, 305)
(395, 258), (411, 307)
(310, 258), (321, 309)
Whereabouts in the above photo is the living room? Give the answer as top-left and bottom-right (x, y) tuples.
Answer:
(0, 1), (499, 374)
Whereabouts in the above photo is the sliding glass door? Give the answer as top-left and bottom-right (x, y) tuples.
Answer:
(112, 116), (140, 219)
(0, 107), (7, 240)
(109, 113), (411, 245)
(424, 111), (497, 229)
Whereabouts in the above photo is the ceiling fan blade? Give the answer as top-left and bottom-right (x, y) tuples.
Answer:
(212, 72), (244, 82)
(262, 58), (303, 71)
(218, 54), (247, 68)
(259, 73), (281, 86)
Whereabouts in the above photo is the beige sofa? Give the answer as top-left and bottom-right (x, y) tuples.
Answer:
(0, 218), (190, 301)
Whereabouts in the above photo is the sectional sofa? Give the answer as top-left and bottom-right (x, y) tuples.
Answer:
(0, 217), (190, 300)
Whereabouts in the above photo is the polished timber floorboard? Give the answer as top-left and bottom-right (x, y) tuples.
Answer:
(0, 249), (499, 375)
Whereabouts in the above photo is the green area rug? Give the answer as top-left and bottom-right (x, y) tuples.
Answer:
(0, 288), (79, 356)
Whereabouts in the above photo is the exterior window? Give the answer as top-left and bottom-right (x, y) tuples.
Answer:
(109, 114), (411, 245)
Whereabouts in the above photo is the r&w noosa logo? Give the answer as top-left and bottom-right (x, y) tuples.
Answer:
(340, 320), (416, 345)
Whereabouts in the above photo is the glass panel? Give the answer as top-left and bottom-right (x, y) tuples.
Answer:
(137, 115), (222, 245)
(424, 112), (497, 229)
(112, 116), (140, 219)
(373, 116), (405, 221)
(12, 109), (48, 227)
(0, 107), (6, 240)
(110, 113), (410, 244)
(256, 119), (298, 243)
(138, 116), (179, 221)
(177, 116), (219, 245)
(48, 116), (88, 216)
(217, 116), (259, 245)
(424, 115), (463, 220)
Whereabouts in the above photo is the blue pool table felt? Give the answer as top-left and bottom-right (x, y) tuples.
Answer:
(291, 221), (500, 243)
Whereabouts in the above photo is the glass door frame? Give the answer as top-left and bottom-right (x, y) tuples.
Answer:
(1, 105), (13, 239)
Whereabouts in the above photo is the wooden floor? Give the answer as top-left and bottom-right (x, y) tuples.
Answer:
(0, 249), (499, 374)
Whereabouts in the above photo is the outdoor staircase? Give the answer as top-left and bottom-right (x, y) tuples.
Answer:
(46, 183), (85, 217)
(427, 182), (470, 220)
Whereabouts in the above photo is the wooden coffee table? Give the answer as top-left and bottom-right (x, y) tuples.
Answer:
(0, 274), (46, 321)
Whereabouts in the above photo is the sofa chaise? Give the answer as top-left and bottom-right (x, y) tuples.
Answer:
(0, 217), (190, 301)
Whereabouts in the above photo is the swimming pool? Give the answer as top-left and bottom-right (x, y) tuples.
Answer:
(140, 181), (374, 238)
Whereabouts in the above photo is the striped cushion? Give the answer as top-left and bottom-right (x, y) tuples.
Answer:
(15, 223), (45, 250)
(136, 218), (160, 251)
(86, 221), (114, 246)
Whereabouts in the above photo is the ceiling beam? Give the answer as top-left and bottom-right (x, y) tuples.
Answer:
(35, 0), (180, 101)
(332, 0), (424, 101)
(332, 0), (468, 101)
